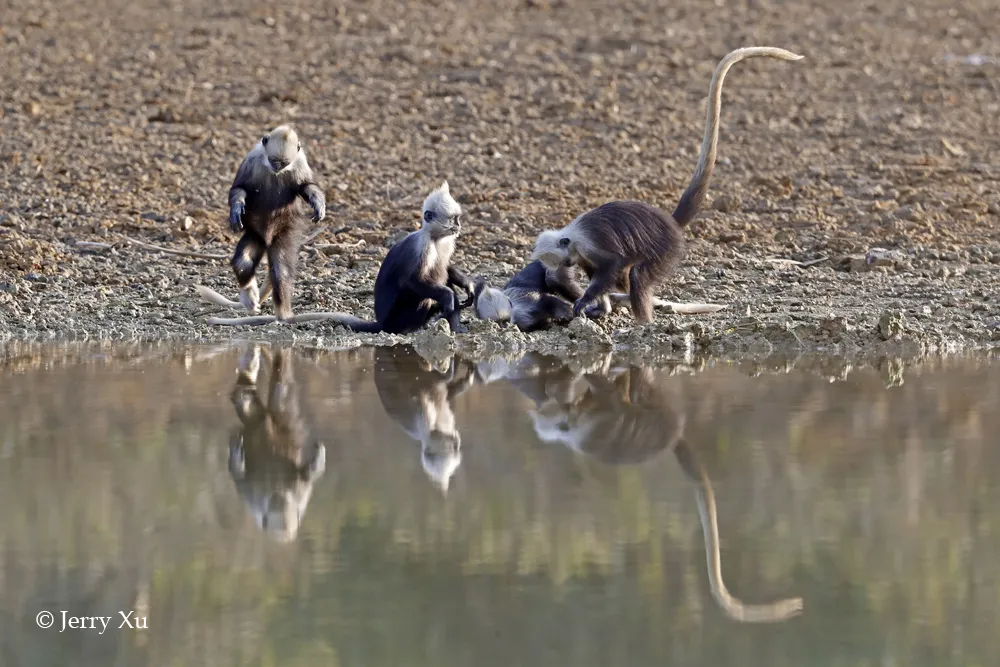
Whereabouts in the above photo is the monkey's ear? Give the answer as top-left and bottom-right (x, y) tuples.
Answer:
(558, 237), (571, 248)
(440, 180), (450, 194)
(261, 135), (269, 146)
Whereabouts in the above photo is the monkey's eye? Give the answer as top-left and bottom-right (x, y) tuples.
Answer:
(558, 237), (571, 248)
(297, 143), (302, 152)
(424, 210), (435, 222)
(261, 135), (269, 146)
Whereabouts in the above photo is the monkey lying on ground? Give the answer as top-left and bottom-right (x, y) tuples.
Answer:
(530, 46), (803, 323)
(227, 345), (327, 542)
(472, 260), (726, 330)
(471, 261), (583, 332)
(196, 125), (326, 324)
(372, 346), (477, 493)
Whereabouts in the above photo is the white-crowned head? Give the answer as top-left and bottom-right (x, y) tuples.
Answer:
(473, 284), (513, 324)
(530, 229), (573, 269)
(261, 124), (302, 173)
(421, 181), (463, 239)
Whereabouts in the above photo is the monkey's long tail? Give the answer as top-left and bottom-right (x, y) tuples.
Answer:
(674, 442), (804, 623)
(608, 293), (727, 314)
(205, 312), (382, 331)
(672, 46), (804, 227)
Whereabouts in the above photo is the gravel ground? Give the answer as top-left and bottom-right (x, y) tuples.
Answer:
(1, 0), (999, 361)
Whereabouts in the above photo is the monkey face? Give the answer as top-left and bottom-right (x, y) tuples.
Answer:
(421, 181), (463, 238)
(262, 125), (302, 172)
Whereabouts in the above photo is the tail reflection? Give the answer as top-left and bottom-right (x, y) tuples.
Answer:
(373, 347), (476, 493)
(485, 353), (804, 622)
(227, 345), (326, 542)
(674, 442), (804, 623)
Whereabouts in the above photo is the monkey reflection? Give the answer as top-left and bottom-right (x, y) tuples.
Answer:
(228, 345), (326, 542)
(496, 356), (803, 623)
(372, 347), (476, 493)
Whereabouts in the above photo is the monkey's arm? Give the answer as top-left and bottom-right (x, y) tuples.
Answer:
(405, 278), (467, 334)
(447, 266), (476, 308)
(299, 183), (326, 222)
(545, 266), (585, 302)
(228, 159), (254, 232)
(573, 262), (623, 317)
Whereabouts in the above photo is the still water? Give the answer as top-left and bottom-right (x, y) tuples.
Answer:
(2, 342), (1000, 667)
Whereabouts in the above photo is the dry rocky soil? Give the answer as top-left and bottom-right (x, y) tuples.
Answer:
(1, 0), (998, 363)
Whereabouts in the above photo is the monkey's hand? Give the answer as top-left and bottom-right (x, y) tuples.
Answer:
(310, 201), (326, 223)
(572, 297), (591, 317)
(229, 201), (245, 232)
(458, 287), (475, 310)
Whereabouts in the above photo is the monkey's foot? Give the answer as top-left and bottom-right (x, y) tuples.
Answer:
(229, 438), (246, 478)
(239, 281), (261, 313)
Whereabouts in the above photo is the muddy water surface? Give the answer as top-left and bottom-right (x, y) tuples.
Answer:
(2, 343), (1000, 667)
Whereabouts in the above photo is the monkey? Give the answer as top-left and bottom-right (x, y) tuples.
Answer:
(471, 261), (587, 332)
(371, 346), (477, 493)
(225, 124), (325, 319)
(530, 47), (804, 324)
(472, 261), (727, 329)
(273, 181), (477, 334)
(226, 345), (327, 542)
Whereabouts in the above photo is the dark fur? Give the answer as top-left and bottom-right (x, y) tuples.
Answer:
(334, 230), (475, 335)
(570, 201), (686, 323)
(228, 152), (325, 320)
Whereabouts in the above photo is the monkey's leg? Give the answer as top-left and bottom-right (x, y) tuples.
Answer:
(628, 263), (657, 324)
(407, 281), (467, 334)
(267, 233), (302, 322)
(573, 263), (622, 317)
(231, 233), (267, 312)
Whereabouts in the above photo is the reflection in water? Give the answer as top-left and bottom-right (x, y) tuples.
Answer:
(4, 341), (1000, 667)
(372, 346), (476, 492)
(480, 352), (802, 622)
(227, 346), (326, 542)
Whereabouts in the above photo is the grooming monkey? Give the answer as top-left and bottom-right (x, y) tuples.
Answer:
(304, 181), (477, 334)
(372, 346), (477, 493)
(531, 47), (803, 323)
(196, 124), (326, 324)
(227, 345), (327, 542)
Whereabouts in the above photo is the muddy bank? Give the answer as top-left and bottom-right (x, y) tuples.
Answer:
(1, 0), (999, 361)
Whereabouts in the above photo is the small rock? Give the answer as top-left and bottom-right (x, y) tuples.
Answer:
(718, 231), (746, 244)
(23, 101), (41, 116)
(712, 194), (741, 213)
(894, 204), (921, 221)
(180, 216), (194, 232)
(878, 310), (906, 341)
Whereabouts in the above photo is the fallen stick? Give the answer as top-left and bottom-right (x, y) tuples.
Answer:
(608, 293), (728, 314)
(764, 256), (828, 268)
(72, 241), (115, 251)
(119, 235), (228, 260)
(206, 312), (345, 326)
(194, 276), (273, 309)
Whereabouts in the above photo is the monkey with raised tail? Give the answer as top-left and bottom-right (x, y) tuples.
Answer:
(531, 47), (803, 323)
